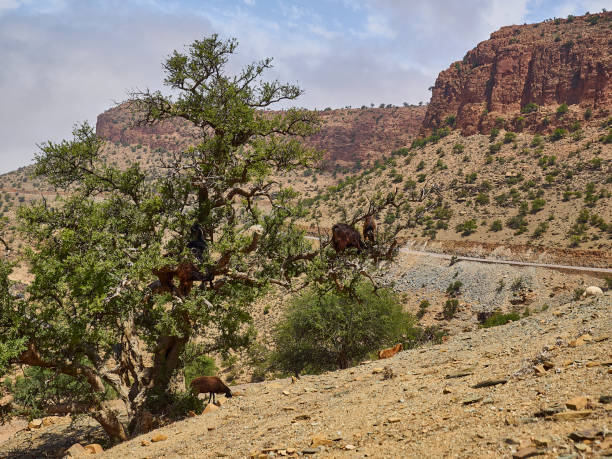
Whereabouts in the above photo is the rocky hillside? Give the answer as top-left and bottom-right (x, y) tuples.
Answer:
(423, 11), (612, 135)
(96, 104), (426, 170)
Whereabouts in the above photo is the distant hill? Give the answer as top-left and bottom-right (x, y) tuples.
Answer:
(96, 104), (427, 171)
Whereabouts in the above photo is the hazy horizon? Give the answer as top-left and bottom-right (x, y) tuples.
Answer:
(0, 0), (609, 174)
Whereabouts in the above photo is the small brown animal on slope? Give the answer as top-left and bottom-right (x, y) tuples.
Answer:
(363, 215), (376, 245)
(190, 376), (233, 404)
(331, 223), (364, 253)
(378, 343), (403, 359)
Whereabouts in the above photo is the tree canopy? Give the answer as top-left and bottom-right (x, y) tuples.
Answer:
(0, 35), (321, 442)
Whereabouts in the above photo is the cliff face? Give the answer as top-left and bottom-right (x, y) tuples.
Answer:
(96, 104), (426, 168)
(423, 12), (612, 134)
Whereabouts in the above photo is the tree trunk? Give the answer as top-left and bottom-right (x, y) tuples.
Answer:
(92, 409), (128, 444)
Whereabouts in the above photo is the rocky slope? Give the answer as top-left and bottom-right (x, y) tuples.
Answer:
(96, 104), (426, 170)
(423, 11), (612, 135)
(2, 287), (610, 458)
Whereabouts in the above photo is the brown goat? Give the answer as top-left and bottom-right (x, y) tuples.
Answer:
(149, 262), (207, 297)
(175, 262), (206, 296)
(377, 343), (403, 359)
(190, 376), (233, 404)
(363, 215), (376, 244)
(331, 223), (364, 253)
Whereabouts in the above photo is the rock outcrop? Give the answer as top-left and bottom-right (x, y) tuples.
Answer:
(96, 104), (426, 169)
(423, 12), (612, 134)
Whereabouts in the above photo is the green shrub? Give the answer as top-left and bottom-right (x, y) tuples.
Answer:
(489, 142), (502, 154)
(4, 366), (116, 419)
(475, 192), (490, 205)
(443, 299), (459, 320)
(183, 343), (218, 387)
(530, 134), (543, 147)
(480, 312), (520, 328)
(549, 128), (567, 141)
(446, 281), (463, 297)
(530, 198), (546, 213)
(531, 222), (548, 238)
(271, 283), (417, 373)
(489, 128), (499, 141)
(416, 300), (430, 319)
(455, 219), (477, 236)
(573, 288), (585, 300)
(489, 219), (503, 231)
(503, 132), (517, 143)
(453, 143), (465, 154)
(521, 102), (538, 114)
(556, 102), (569, 115)
(465, 172), (477, 184)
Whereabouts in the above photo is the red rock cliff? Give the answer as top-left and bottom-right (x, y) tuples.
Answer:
(423, 12), (612, 134)
(96, 104), (426, 168)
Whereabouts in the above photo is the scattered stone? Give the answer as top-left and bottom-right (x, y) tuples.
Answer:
(302, 448), (319, 454)
(552, 410), (593, 420)
(504, 438), (520, 445)
(208, 426), (216, 431)
(311, 435), (334, 447)
(140, 440), (149, 446)
(599, 395), (612, 404)
(534, 365), (546, 376)
(445, 368), (475, 379)
(532, 437), (549, 447)
(482, 397), (493, 404)
(512, 447), (541, 458)
(293, 414), (311, 421)
(568, 428), (601, 441)
(282, 390), (290, 396)
(565, 396), (588, 410)
(203, 403), (219, 414)
(534, 404), (564, 417)
(387, 417), (401, 423)
(283, 406), (296, 411)
(569, 334), (592, 347)
(472, 378), (507, 388)
(461, 395), (483, 405)
(215, 397), (227, 406)
(188, 410), (196, 417)
(372, 367), (384, 374)
(28, 418), (43, 430)
(345, 444), (355, 450)
(542, 361), (554, 370)
(84, 444), (103, 454)
(585, 361), (601, 368)
(65, 443), (87, 457)
(574, 443), (589, 452)
(595, 334), (610, 342)
(443, 387), (453, 394)
(151, 433), (168, 442)
(286, 448), (296, 454)
(42, 416), (62, 427)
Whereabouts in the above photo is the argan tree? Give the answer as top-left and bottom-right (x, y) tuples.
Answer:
(0, 35), (320, 443)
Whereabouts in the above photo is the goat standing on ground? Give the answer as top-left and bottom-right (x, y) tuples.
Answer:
(190, 376), (233, 404)
(378, 343), (403, 359)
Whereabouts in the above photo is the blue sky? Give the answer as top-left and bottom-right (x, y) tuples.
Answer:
(0, 0), (610, 173)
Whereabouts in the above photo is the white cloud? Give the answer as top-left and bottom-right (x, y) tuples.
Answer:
(243, 0), (254, 5)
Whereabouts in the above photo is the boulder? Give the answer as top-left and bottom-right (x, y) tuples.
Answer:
(584, 286), (603, 297)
